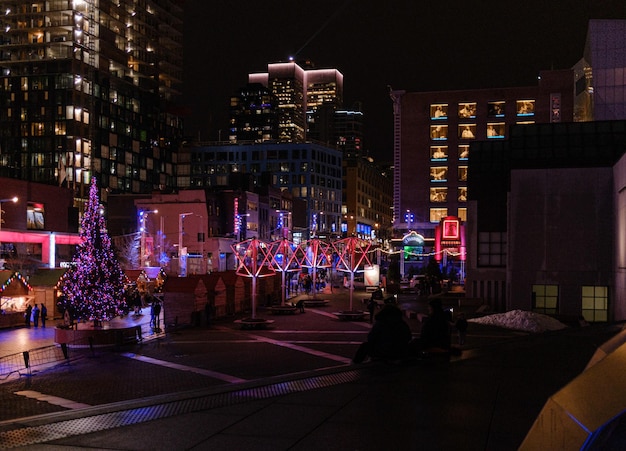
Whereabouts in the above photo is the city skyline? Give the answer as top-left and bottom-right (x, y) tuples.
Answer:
(183, 0), (626, 161)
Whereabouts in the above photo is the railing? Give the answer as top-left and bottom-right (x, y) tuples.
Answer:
(0, 343), (70, 380)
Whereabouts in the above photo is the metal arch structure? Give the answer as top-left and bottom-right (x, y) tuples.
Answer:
(333, 236), (373, 311)
(232, 238), (275, 319)
(269, 238), (306, 306)
(300, 238), (333, 299)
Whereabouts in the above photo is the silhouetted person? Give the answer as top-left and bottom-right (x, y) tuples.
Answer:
(32, 304), (40, 327)
(353, 304), (412, 363)
(24, 304), (32, 327)
(40, 304), (47, 328)
(296, 299), (305, 313)
(152, 300), (162, 330)
(410, 299), (451, 353)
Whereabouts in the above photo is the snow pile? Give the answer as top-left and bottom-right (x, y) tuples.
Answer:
(468, 309), (568, 333)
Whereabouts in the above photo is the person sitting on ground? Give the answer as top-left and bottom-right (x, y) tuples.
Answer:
(409, 299), (452, 354)
(353, 304), (412, 363)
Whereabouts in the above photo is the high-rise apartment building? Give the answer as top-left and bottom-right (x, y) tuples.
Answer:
(0, 0), (184, 206)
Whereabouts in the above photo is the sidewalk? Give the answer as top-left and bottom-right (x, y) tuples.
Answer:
(0, 289), (621, 450)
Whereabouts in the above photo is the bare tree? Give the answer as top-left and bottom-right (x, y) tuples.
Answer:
(112, 232), (140, 270)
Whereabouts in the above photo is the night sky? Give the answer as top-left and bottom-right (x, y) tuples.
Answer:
(182, 0), (626, 161)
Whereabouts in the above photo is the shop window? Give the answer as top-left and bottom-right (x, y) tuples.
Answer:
(459, 145), (469, 160)
(430, 125), (448, 140)
(430, 166), (448, 182)
(458, 102), (476, 118)
(532, 285), (559, 315)
(488, 101), (505, 117)
(458, 166), (468, 182)
(459, 124), (476, 139)
(429, 208), (447, 223)
(27, 203), (45, 230)
(487, 122), (506, 138)
(430, 146), (447, 160)
(430, 103), (448, 120)
(516, 100), (535, 116)
(430, 187), (447, 202)
(581, 286), (608, 322)
(458, 187), (467, 202)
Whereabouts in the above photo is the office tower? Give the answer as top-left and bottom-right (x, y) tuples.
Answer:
(0, 0), (184, 205)
(247, 60), (343, 142)
(228, 83), (279, 143)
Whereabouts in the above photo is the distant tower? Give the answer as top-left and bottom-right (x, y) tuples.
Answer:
(248, 60), (343, 142)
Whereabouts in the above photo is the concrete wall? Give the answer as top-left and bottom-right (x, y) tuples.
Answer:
(508, 167), (615, 315)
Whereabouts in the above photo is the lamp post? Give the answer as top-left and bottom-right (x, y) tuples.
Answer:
(0, 197), (18, 262)
(178, 212), (193, 277)
(138, 209), (158, 268)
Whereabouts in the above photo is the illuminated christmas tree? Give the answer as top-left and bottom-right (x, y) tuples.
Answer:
(59, 178), (127, 325)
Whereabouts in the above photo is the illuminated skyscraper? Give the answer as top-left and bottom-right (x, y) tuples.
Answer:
(0, 0), (184, 205)
(247, 60), (343, 142)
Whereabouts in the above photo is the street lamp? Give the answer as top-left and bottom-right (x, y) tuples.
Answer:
(405, 209), (414, 230)
(178, 212), (193, 277)
(138, 209), (158, 268)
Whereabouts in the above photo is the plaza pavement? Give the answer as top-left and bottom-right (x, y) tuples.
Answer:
(0, 286), (621, 450)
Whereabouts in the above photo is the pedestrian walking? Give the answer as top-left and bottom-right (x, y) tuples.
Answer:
(32, 304), (40, 327)
(40, 303), (47, 328)
(296, 299), (305, 313)
(367, 297), (377, 323)
(24, 304), (32, 328)
(152, 300), (162, 330)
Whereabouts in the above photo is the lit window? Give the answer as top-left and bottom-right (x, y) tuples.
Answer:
(487, 101), (505, 117)
(430, 166), (448, 182)
(459, 124), (476, 140)
(457, 208), (467, 222)
(487, 122), (505, 138)
(27, 203), (45, 230)
(516, 100), (535, 116)
(458, 166), (468, 182)
(581, 286), (608, 322)
(458, 187), (467, 202)
(429, 208), (447, 223)
(458, 102), (476, 118)
(430, 187), (447, 202)
(459, 145), (469, 160)
(430, 125), (448, 140)
(430, 103), (448, 120)
(430, 146), (448, 160)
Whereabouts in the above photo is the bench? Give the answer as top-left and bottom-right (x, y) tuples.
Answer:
(234, 318), (275, 330)
(269, 306), (297, 315)
(334, 311), (368, 321)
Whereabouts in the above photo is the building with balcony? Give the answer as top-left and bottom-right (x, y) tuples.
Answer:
(0, 0), (184, 208)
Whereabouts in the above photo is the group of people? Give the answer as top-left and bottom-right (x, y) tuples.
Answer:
(24, 303), (48, 328)
(353, 299), (469, 363)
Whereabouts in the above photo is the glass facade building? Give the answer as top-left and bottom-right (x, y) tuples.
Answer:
(0, 0), (184, 206)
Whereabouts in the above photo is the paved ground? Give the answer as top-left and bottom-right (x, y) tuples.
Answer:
(0, 286), (621, 450)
